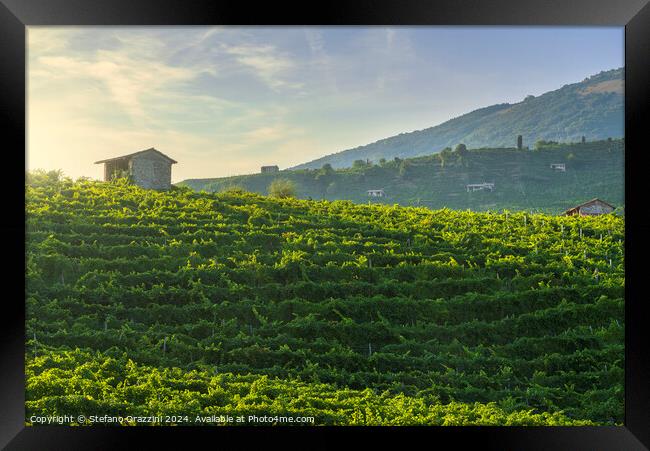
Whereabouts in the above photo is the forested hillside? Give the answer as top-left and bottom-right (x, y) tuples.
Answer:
(292, 68), (623, 169)
(26, 178), (624, 425)
(180, 139), (624, 214)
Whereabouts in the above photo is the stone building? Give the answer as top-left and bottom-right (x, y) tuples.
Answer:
(261, 165), (280, 173)
(367, 189), (385, 197)
(564, 198), (615, 216)
(95, 148), (177, 190)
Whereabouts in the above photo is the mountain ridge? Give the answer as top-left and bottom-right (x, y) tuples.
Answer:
(291, 67), (623, 170)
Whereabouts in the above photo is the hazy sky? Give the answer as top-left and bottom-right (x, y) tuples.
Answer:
(27, 26), (623, 182)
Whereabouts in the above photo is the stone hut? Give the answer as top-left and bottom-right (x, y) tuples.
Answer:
(564, 198), (615, 216)
(261, 165), (280, 174)
(95, 148), (177, 190)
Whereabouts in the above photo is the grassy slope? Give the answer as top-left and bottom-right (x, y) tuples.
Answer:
(179, 139), (624, 214)
(26, 180), (624, 425)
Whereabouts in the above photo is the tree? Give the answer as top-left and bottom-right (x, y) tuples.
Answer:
(398, 160), (411, 178)
(315, 164), (336, 194)
(352, 160), (367, 169)
(26, 169), (68, 188)
(534, 140), (558, 151)
(439, 147), (453, 168)
(315, 163), (335, 181)
(268, 178), (296, 198)
(321, 163), (334, 173)
(379, 158), (387, 167)
(454, 144), (470, 167)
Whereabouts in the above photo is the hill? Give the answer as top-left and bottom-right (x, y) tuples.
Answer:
(179, 138), (624, 214)
(291, 68), (623, 169)
(26, 178), (624, 425)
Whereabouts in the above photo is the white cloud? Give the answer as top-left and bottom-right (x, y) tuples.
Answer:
(26, 27), (434, 182)
(27, 27), (79, 55)
(223, 43), (303, 91)
(34, 49), (198, 126)
(28, 26), (617, 182)
(27, 27), (318, 181)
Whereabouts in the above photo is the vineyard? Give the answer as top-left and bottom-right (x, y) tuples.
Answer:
(180, 139), (624, 214)
(25, 176), (624, 425)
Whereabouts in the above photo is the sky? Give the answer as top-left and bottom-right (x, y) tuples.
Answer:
(27, 26), (624, 182)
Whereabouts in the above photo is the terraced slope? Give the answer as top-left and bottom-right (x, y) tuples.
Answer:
(25, 178), (624, 425)
(180, 139), (624, 214)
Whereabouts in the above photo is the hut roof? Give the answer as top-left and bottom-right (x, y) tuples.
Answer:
(563, 198), (616, 214)
(94, 148), (177, 165)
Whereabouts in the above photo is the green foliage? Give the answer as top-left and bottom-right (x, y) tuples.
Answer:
(25, 181), (625, 425)
(179, 139), (623, 214)
(454, 144), (468, 156)
(26, 169), (70, 188)
(25, 349), (596, 426)
(220, 184), (248, 194)
(268, 179), (296, 199)
(398, 160), (411, 178)
(352, 160), (371, 169)
(535, 140), (560, 150)
(438, 147), (453, 168)
(110, 170), (134, 185)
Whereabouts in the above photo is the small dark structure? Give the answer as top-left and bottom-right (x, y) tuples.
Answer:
(95, 148), (177, 190)
(564, 198), (615, 216)
(261, 165), (279, 173)
(517, 135), (523, 150)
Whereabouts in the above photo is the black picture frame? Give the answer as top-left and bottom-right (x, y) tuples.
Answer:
(2, 0), (649, 449)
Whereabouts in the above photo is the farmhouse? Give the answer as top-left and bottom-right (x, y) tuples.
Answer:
(367, 189), (385, 197)
(95, 148), (177, 190)
(466, 183), (495, 192)
(261, 165), (279, 173)
(550, 163), (566, 172)
(564, 198), (615, 216)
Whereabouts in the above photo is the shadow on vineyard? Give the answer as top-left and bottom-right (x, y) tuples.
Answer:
(25, 177), (624, 426)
